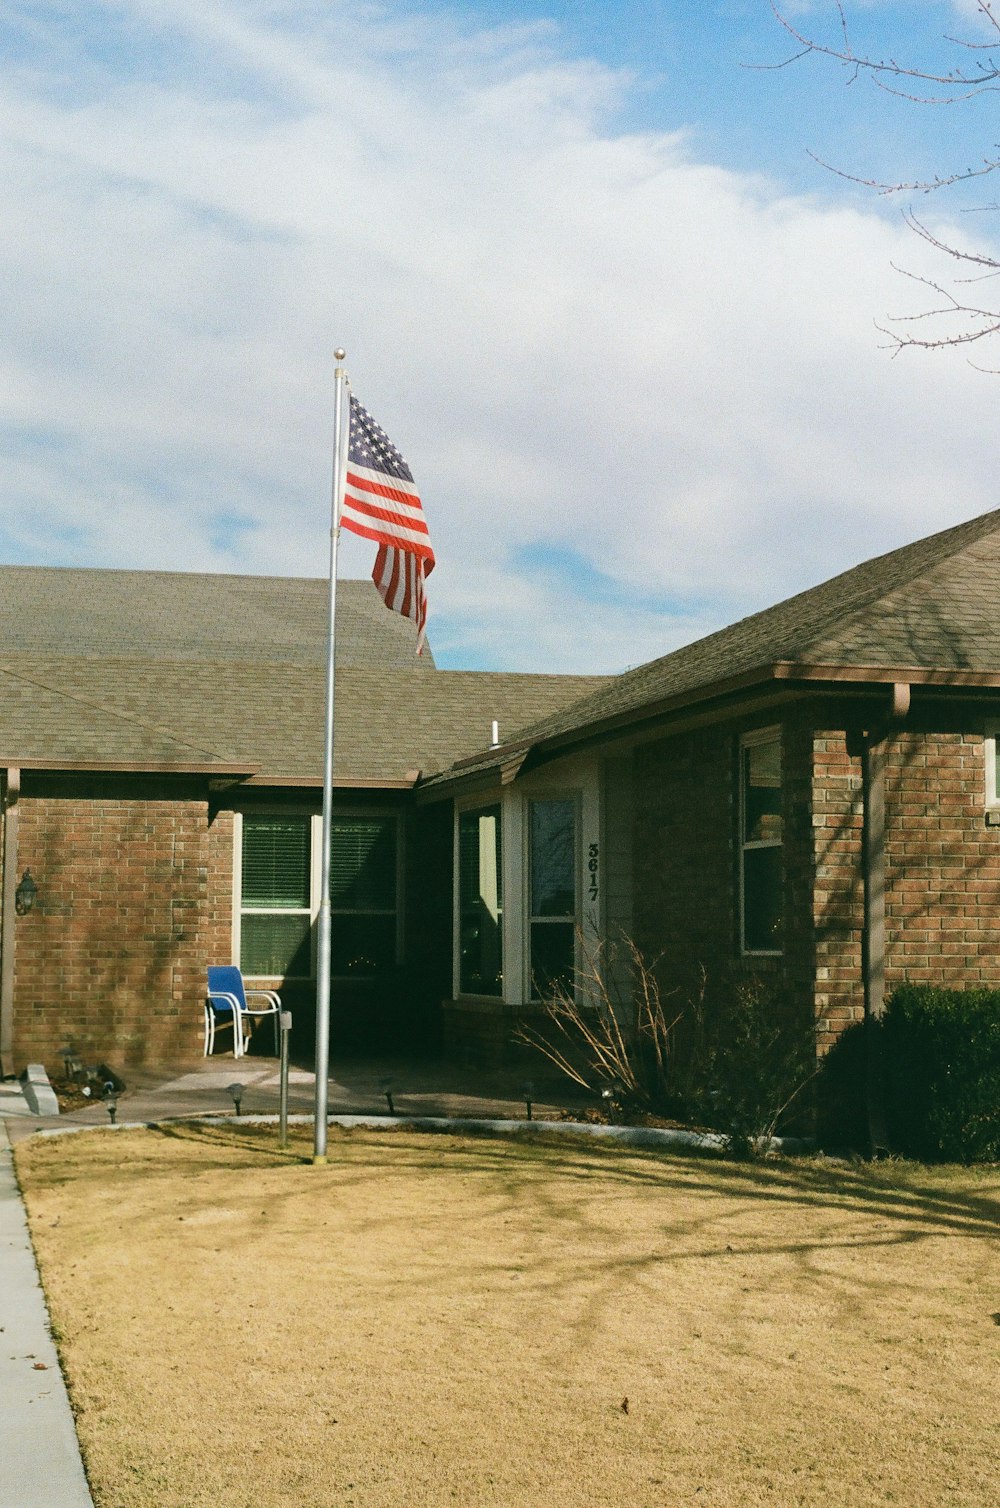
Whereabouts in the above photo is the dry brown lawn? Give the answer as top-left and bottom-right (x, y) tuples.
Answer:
(14, 1124), (1000, 1508)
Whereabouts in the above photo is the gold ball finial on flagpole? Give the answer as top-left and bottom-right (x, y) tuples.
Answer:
(335, 347), (346, 363)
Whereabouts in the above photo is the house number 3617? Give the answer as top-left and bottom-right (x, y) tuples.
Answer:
(587, 842), (599, 902)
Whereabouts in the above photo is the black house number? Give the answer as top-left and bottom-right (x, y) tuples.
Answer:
(587, 842), (599, 902)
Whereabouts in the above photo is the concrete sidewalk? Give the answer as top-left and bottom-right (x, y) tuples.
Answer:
(0, 1120), (94, 1507)
(0, 1074), (41, 1119)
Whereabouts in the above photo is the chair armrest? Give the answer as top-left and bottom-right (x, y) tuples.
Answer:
(245, 989), (281, 1010)
(206, 991), (241, 1013)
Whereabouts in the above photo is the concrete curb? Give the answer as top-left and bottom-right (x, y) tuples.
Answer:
(20, 1065), (59, 1118)
(0, 1122), (95, 1507)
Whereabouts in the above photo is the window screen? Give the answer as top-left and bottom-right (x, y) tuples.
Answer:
(741, 734), (783, 953)
(529, 798), (577, 999)
(458, 806), (503, 996)
(330, 816), (398, 975)
(242, 817), (311, 908)
(330, 820), (396, 910)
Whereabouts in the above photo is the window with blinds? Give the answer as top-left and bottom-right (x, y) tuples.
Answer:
(238, 812), (400, 980)
(240, 815), (313, 977)
(329, 817), (398, 976)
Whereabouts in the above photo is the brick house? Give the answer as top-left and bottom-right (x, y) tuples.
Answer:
(3, 508), (1000, 1077)
(0, 567), (602, 1074)
(422, 507), (1000, 1062)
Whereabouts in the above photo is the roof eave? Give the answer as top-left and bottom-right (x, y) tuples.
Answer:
(238, 770), (422, 790)
(773, 659), (1000, 689)
(418, 657), (1000, 797)
(0, 757), (259, 776)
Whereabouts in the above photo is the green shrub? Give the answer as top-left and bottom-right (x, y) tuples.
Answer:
(881, 985), (1000, 1163)
(815, 1021), (868, 1152)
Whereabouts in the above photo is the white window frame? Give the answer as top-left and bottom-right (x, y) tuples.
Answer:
(233, 807), (403, 981)
(985, 725), (1000, 816)
(524, 791), (582, 1002)
(233, 809), (320, 981)
(739, 727), (783, 958)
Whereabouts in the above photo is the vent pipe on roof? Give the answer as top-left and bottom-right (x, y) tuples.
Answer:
(490, 720), (500, 749)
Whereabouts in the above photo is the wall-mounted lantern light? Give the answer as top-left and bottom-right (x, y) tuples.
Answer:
(15, 869), (38, 915)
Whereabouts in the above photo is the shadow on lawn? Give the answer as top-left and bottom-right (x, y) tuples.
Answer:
(132, 1119), (1000, 1244)
(23, 1121), (999, 1354)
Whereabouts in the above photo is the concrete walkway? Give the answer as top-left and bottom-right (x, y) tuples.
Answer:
(2, 1054), (584, 1145)
(0, 1119), (94, 1507)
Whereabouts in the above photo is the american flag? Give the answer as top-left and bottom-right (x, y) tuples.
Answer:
(341, 395), (435, 652)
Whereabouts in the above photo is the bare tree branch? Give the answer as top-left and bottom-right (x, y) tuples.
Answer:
(762, 2), (1000, 358)
(806, 149), (1000, 198)
(766, 1), (1000, 93)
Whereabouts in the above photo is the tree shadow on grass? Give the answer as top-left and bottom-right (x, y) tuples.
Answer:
(19, 1121), (999, 1370)
(76, 1118), (1000, 1245)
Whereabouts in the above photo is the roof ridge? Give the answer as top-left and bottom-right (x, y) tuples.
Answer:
(0, 564), (377, 589)
(789, 506), (1000, 663)
(445, 506), (1000, 767)
(427, 669), (608, 683)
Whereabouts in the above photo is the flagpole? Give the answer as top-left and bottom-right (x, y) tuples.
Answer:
(313, 346), (348, 1164)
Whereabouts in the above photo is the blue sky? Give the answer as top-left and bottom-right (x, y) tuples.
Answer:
(3, 0), (999, 670)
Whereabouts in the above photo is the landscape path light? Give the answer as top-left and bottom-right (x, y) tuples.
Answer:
(601, 1083), (625, 1124)
(278, 1010), (292, 1149)
(378, 1077), (396, 1116)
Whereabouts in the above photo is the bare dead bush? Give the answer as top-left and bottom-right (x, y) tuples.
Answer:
(518, 934), (816, 1155)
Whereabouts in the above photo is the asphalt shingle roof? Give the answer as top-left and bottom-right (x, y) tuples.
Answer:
(431, 507), (1000, 781)
(0, 567), (605, 781)
(0, 567), (435, 669)
(0, 658), (604, 781)
(9, 508), (993, 786)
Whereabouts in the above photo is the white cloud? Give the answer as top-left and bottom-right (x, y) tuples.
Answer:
(2, 0), (998, 672)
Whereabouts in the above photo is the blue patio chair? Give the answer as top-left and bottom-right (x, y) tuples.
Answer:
(205, 966), (282, 1058)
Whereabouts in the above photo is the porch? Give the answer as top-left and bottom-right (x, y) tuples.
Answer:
(2, 1052), (587, 1144)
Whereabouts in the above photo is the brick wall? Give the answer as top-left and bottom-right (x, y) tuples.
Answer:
(631, 717), (818, 1022)
(18, 720), (989, 1077)
(886, 731), (1000, 991)
(811, 730), (864, 1053)
(812, 726), (1000, 1052)
(632, 725), (737, 1007)
(11, 778), (232, 1072)
(434, 716), (1000, 1070)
